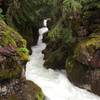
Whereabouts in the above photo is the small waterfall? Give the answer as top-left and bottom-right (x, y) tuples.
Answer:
(26, 19), (100, 100)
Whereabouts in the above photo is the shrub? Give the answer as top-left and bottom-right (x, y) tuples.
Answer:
(18, 47), (29, 53)
(48, 22), (72, 43)
(0, 8), (5, 20)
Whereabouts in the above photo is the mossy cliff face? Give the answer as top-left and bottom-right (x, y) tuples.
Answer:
(43, 40), (68, 69)
(0, 20), (44, 100)
(74, 35), (100, 95)
(42, 0), (100, 96)
(65, 57), (87, 85)
(1, 0), (99, 96)
(0, 20), (27, 80)
(75, 35), (100, 68)
(43, 0), (100, 67)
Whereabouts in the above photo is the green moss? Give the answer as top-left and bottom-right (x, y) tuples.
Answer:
(1, 30), (16, 46)
(0, 20), (29, 81)
(75, 35), (100, 58)
(65, 56), (86, 83)
(17, 47), (29, 61)
(18, 51), (29, 61)
(18, 47), (29, 53)
(0, 64), (22, 80)
(23, 81), (44, 100)
(0, 20), (27, 48)
(37, 91), (44, 100)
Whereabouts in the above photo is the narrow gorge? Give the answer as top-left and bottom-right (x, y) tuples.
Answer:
(0, 0), (100, 100)
(26, 19), (100, 100)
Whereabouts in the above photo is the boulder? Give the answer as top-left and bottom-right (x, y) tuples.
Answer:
(0, 79), (44, 100)
(73, 35), (100, 96)
(43, 40), (68, 69)
(75, 35), (100, 68)
(0, 20), (44, 99)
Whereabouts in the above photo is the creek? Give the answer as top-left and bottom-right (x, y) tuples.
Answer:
(26, 20), (100, 100)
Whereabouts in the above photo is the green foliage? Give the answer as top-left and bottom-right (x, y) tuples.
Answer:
(48, 22), (72, 43)
(0, 8), (5, 20)
(1, 30), (16, 47)
(37, 92), (44, 100)
(0, 20), (26, 47)
(7, 0), (99, 44)
(6, 0), (84, 28)
(17, 47), (29, 61)
(63, 0), (82, 13)
(82, 0), (100, 10)
(63, 28), (73, 43)
(0, 64), (22, 80)
(18, 47), (29, 53)
(48, 23), (63, 41)
(7, 0), (56, 25)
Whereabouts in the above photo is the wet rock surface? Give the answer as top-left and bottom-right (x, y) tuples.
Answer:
(43, 40), (68, 69)
(0, 79), (44, 100)
(0, 20), (44, 100)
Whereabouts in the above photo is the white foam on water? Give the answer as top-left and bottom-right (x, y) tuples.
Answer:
(26, 20), (100, 100)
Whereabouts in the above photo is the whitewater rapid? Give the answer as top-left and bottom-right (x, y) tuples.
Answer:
(26, 20), (100, 100)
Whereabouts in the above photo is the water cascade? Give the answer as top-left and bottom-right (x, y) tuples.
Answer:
(26, 19), (100, 100)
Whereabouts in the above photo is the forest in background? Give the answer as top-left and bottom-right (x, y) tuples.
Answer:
(0, 0), (99, 99)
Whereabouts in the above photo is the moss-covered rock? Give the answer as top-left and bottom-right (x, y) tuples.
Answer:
(0, 20), (44, 99)
(0, 20), (26, 47)
(75, 35), (100, 68)
(73, 34), (100, 95)
(23, 80), (44, 100)
(0, 80), (44, 100)
(20, 80), (44, 100)
(43, 40), (68, 69)
(65, 56), (88, 85)
(0, 20), (28, 80)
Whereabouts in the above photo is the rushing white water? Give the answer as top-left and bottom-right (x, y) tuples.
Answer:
(26, 20), (100, 100)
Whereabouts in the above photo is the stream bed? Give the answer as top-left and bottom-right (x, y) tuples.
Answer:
(26, 20), (100, 100)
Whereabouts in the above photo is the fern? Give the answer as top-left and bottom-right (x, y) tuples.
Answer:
(63, 0), (82, 13)
(48, 21), (72, 43)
